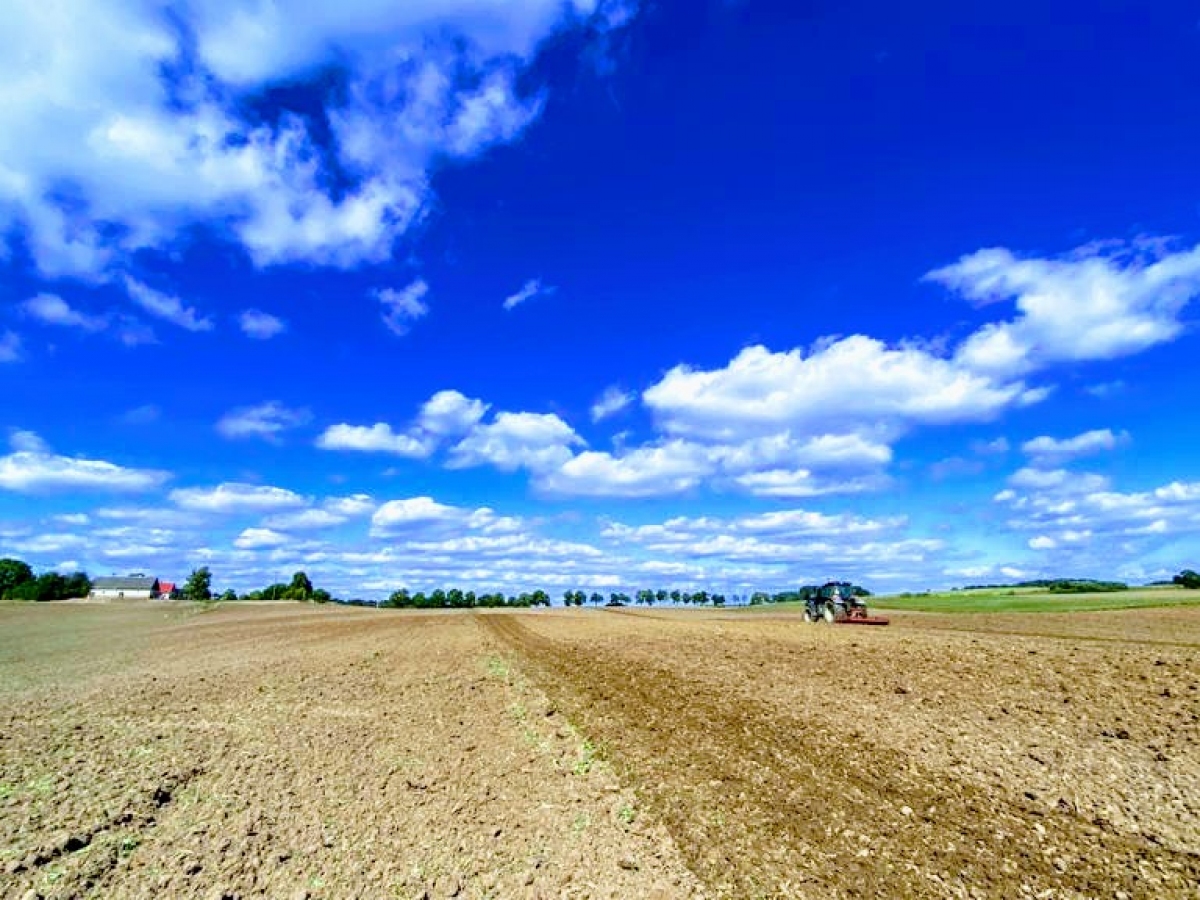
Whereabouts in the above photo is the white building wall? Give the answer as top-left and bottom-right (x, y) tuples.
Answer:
(89, 588), (155, 601)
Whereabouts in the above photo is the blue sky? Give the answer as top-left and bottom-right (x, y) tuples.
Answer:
(2, 0), (1200, 597)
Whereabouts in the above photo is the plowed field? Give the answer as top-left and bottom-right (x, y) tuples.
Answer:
(2, 602), (1198, 899)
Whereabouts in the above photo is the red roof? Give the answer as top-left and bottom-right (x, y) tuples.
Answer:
(158, 582), (176, 594)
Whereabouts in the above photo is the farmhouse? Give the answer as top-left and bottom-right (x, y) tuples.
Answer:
(89, 576), (165, 601)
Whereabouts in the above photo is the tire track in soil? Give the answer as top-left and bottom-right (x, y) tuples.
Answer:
(481, 614), (1200, 899)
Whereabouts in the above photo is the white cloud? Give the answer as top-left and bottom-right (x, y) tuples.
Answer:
(0, 2), (635, 276)
(315, 389), (487, 458)
(52, 513), (91, 526)
(377, 281), (429, 336)
(370, 495), (520, 537)
(315, 422), (433, 457)
(591, 385), (633, 422)
(263, 508), (347, 531)
(643, 338), (1031, 442)
(995, 461), (1200, 574)
(538, 440), (711, 497)
(502, 277), (552, 311)
(123, 276), (214, 332)
(1021, 429), (1128, 465)
(0, 431), (169, 492)
(600, 508), (938, 576)
(323, 493), (377, 516)
(216, 401), (311, 442)
(537, 432), (892, 498)
(170, 482), (307, 513)
(417, 390), (489, 436)
(23, 293), (107, 331)
(238, 309), (286, 339)
(731, 468), (887, 499)
(10, 430), (49, 453)
(928, 241), (1200, 376)
(449, 411), (584, 471)
(233, 527), (292, 549)
(0, 332), (21, 363)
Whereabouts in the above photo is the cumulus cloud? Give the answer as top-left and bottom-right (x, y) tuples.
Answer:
(170, 482), (307, 513)
(263, 508), (347, 531)
(591, 386), (633, 422)
(601, 507), (937, 575)
(502, 278), (553, 311)
(370, 496), (520, 537)
(238, 309), (286, 339)
(234, 527), (291, 549)
(216, 402), (311, 442)
(323, 494), (377, 516)
(1021, 429), (1128, 465)
(538, 440), (710, 497)
(316, 389), (490, 458)
(449, 411), (584, 471)
(417, 390), (489, 436)
(928, 240), (1200, 376)
(23, 293), (107, 331)
(537, 432), (892, 498)
(0, 431), (170, 492)
(643, 339), (1031, 443)
(994, 459), (1200, 572)
(377, 281), (429, 336)
(316, 422), (433, 457)
(0, 1), (635, 277)
(123, 276), (213, 332)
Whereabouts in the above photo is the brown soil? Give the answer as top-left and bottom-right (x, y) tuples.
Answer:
(2, 602), (1198, 899)
(0, 604), (701, 899)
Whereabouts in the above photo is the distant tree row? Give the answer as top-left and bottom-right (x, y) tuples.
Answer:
(182, 568), (334, 604)
(957, 578), (1130, 593)
(382, 588), (551, 609)
(561, 589), (729, 607)
(747, 584), (871, 605)
(0, 558), (91, 602)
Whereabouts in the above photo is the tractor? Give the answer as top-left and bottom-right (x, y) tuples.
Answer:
(802, 581), (888, 626)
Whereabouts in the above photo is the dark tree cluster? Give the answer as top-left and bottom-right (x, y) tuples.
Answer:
(0, 557), (91, 602)
(1174, 569), (1200, 589)
(382, 588), (551, 609)
(236, 570), (332, 603)
(960, 578), (1128, 593)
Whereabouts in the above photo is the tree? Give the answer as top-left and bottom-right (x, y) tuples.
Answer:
(589, 591), (604, 606)
(385, 588), (411, 608)
(312, 588), (331, 604)
(287, 571), (314, 601)
(63, 572), (92, 599)
(183, 567), (212, 602)
(0, 558), (33, 599)
(219, 589), (238, 603)
(1175, 569), (1200, 589)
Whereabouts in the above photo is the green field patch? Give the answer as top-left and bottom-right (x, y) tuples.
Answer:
(870, 587), (1200, 614)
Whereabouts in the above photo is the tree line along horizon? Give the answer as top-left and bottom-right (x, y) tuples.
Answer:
(2, 558), (1200, 604)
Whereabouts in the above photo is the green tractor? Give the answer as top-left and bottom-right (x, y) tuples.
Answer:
(802, 581), (888, 626)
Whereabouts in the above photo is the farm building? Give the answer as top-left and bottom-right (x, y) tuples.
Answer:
(89, 576), (164, 601)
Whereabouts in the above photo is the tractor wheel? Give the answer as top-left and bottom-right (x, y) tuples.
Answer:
(803, 607), (815, 623)
(822, 603), (836, 624)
